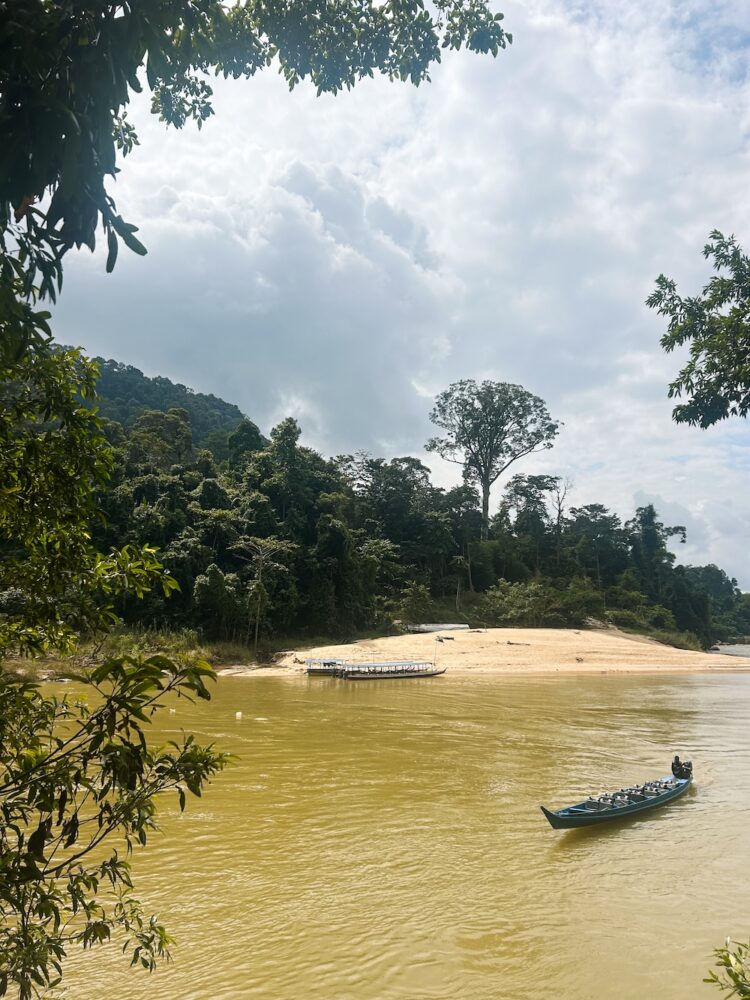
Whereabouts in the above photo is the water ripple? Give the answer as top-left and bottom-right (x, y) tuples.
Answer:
(62, 672), (750, 1000)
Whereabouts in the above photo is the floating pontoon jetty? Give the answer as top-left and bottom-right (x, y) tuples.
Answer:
(305, 659), (446, 680)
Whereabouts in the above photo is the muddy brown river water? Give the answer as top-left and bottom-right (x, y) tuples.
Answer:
(62, 672), (750, 999)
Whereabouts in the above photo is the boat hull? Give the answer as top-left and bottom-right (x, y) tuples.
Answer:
(541, 775), (692, 829)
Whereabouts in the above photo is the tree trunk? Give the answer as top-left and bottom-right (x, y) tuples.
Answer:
(250, 588), (253, 646)
(481, 481), (490, 540)
(253, 567), (263, 656)
(253, 598), (261, 656)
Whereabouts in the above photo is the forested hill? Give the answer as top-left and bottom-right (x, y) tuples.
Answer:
(84, 361), (750, 654)
(85, 355), (246, 447)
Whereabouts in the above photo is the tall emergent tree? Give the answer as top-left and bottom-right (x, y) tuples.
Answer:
(648, 230), (750, 428)
(426, 380), (559, 539)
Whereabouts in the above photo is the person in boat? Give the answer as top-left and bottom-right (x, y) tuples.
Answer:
(671, 756), (693, 779)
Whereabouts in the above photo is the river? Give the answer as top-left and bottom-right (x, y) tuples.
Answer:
(62, 672), (750, 999)
(715, 643), (750, 659)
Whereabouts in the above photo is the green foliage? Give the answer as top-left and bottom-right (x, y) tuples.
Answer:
(68, 627), (212, 664)
(397, 582), (434, 623)
(567, 504), (628, 588)
(0, 657), (229, 998)
(607, 609), (647, 629)
(646, 629), (703, 652)
(0, 0), (510, 296)
(126, 408), (195, 473)
(78, 360), (748, 651)
(88, 357), (247, 447)
(227, 419), (267, 467)
(0, 344), (177, 656)
(555, 578), (605, 625)
(475, 579), (603, 628)
(18, 630), (265, 677)
(193, 564), (245, 637)
(685, 564), (739, 622)
(733, 594), (750, 636)
(0, 343), (229, 996)
(477, 580), (557, 627)
(426, 380), (560, 539)
(608, 604), (676, 631)
(648, 230), (750, 427)
(705, 939), (750, 996)
(232, 537), (294, 651)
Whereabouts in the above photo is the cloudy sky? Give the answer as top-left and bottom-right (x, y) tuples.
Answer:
(52, 0), (750, 585)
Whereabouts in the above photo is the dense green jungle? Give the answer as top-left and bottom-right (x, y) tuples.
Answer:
(84, 356), (750, 655)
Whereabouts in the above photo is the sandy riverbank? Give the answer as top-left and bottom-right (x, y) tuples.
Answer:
(217, 627), (746, 677)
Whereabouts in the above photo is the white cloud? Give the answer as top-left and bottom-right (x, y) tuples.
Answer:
(56, 160), (453, 455)
(52, 0), (750, 584)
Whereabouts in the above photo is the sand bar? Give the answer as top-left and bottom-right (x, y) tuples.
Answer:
(218, 627), (747, 677)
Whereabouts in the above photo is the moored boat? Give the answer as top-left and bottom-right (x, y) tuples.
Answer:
(305, 658), (446, 679)
(343, 662), (446, 680)
(541, 769), (692, 829)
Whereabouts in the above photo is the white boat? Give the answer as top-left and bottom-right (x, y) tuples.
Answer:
(404, 623), (469, 633)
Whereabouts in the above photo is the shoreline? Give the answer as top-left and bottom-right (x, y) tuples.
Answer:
(217, 627), (749, 678)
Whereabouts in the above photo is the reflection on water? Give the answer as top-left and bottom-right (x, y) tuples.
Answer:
(62, 673), (750, 999)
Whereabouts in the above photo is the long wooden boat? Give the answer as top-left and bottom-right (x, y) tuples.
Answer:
(541, 773), (692, 829)
(305, 659), (446, 679)
(343, 661), (446, 680)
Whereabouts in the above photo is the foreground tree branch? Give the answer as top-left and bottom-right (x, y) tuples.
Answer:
(0, 342), (230, 997)
(648, 230), (750, 428)
(0, 0), (511, 301)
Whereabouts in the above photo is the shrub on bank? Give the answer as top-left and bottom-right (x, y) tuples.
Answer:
(477, 578), (604, 628)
